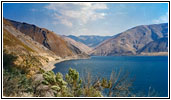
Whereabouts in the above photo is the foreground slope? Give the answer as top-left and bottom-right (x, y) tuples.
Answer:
(91, 23), (168, 56)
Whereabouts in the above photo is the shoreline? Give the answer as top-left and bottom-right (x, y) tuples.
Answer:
(42, 52), (168, 71)
(42, 57), (90, 71)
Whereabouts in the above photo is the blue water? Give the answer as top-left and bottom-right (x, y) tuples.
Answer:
(53, 56), (168, 97)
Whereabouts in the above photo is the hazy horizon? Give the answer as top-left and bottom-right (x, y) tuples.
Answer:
(3, 2), (168, 36)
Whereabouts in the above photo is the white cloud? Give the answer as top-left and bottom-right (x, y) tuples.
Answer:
(60, 19), (73, 27)
(45, 3), (108, 27)
(153, 12), (168, 24)
(53, 13), (73, 27)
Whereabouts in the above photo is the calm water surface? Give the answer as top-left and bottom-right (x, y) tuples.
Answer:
(53, 56), (168, 97)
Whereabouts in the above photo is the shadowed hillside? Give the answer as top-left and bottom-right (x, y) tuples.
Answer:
(138, 37), (168, 53)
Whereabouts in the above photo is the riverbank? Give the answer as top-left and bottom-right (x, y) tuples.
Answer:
(42, 56), (90, 71)
(139, 52), (168, 56)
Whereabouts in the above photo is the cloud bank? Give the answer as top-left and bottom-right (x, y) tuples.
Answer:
(153, 12), (168, 24)
(45, 3), (108, 27)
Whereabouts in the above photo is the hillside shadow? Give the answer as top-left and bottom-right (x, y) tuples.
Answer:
(3, 50), (18, 71)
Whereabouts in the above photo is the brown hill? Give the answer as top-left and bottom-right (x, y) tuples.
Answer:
(138, 37), (168, 53)
(4, 18), (87, 58)
(63, 36), (92, 54)
(3, 19), (62, 76)
(91, 23), (168, 56)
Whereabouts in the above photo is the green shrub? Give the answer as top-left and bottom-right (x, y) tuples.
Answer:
(65, 68), (82, 96)
(42, 71), (70, 97)
(3, 68), (33, 97)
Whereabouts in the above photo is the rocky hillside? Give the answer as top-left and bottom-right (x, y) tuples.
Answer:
(138, 37), (168, 53)
(5, 18), (88, 58)
(91, 23), (168, 56)
(3, 18), (63, 76)
(63, 36), (92, 54)
(68, 35), (111, 48)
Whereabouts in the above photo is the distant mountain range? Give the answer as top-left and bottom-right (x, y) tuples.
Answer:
(91, 23), (168, 56)
(67, 35), (111, 48)
(3, 18), (168, 57)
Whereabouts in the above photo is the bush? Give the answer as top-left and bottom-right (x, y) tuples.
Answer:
(41, 71), (70, 97)
(3, 68), (33, 97)
(41, 68), (135, 97)
(3, 50), (34, 97)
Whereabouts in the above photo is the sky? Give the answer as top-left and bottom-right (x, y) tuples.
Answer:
(3, 2), (168, 36)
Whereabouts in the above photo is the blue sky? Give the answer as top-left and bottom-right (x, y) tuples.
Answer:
(3, 3), (168, 36)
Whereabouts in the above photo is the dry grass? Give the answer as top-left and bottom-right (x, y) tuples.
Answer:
(3, 28), (35, 52)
